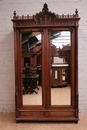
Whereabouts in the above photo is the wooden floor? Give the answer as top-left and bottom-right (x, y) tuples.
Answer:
(23, 85), (70, 105)
(0, 113), (87, 130)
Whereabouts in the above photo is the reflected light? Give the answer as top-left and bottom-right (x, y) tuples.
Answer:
(51, 31), (70, 48)
(36, 34), (41, 40)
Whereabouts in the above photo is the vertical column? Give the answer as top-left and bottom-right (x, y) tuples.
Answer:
(42, 29), (51, 108)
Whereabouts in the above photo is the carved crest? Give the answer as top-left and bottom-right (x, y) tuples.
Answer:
(12, 3), (80, 27)
(33, 3), (58, 25)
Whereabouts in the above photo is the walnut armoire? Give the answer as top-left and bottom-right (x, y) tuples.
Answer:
(12, 3), (80, 122)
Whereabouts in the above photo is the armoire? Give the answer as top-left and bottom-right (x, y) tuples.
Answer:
(12, 3), (80, 122)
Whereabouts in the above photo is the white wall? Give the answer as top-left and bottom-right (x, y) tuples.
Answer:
(0, 0), (87, 113)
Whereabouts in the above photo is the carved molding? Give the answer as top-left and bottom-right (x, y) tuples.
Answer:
(15, 20), (75, 27)
(12, 3), (80, 27)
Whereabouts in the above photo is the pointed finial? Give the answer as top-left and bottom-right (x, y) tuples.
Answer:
(13, 11), (16, 16)
(13, 11), (17, 19)
(75, 9), (78, 16)
(42, 3), (49, 12)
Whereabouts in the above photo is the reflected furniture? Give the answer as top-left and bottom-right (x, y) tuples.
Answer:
(58, 45), (71, 84)
(22, 67), (39, 94)
(51, 63), (69, 87)
(22, 52), (41, 68)
(23, 75), (39, 94)
(51, 43), (71, 86)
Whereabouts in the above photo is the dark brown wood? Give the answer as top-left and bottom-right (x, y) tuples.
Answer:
(51, 64), (69, 87)
(12, 3), (80, 122)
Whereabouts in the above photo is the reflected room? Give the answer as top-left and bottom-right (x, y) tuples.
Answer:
(21, 31), (71, 106)
(50, 31), (71, 105)
(22, 31), (42, 105)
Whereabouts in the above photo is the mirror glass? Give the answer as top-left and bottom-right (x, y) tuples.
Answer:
(50, 31), (71, 105)
(22, 31), (42, 105)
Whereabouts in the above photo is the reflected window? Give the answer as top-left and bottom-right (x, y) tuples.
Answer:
(51, 31), (70, 48)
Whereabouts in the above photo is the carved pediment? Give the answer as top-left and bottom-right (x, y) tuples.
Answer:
(33, 3), (57, 25)
(12, 3), (80, 27)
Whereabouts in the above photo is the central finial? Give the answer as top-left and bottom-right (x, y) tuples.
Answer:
(42, 3), (49, 12)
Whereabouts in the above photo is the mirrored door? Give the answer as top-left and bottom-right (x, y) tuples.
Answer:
(21, 31), (42, 105)
(50, 31), (71, 105)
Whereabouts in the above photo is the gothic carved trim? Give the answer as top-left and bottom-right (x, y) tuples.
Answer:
(12, 3), (80, 27)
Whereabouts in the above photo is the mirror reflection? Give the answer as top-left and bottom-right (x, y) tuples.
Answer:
(22, 31), (42, 105)
(50, 31), (71, 105)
